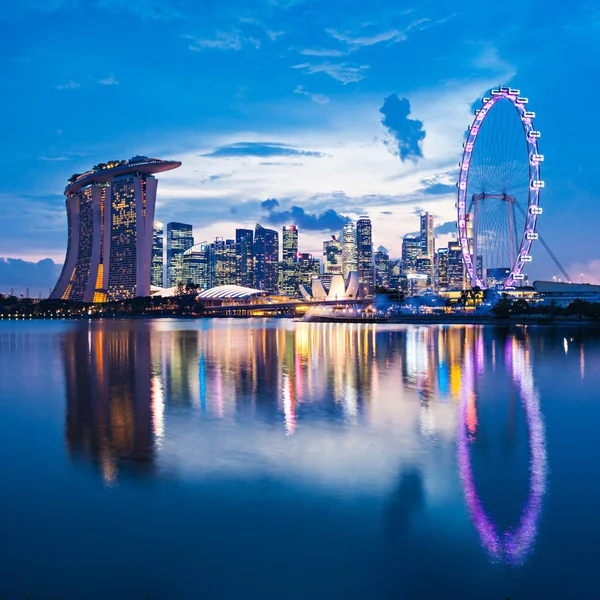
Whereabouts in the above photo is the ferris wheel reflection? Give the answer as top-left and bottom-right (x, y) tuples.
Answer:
(457, 332), (548, 565)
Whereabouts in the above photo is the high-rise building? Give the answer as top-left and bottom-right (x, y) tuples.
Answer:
(342, 222), (357, 279)
(415, 256), (432, 289)
(235, 228), (254, 287)
(356, 216), (374, 296)
(323, 236), (343, 276)
(166, 222), (194, 287)
(215, 237), (236, 286)
(253, 224), (279, 293)
(297, 253), (320, 290)
(437, 248), (449, 291)
(389, 260), (401, 291)
(401, 237), (421, 274)
(182, 242), (210, 288)
(281, 225), (299, 296)
(151, 221), (164, 287)
(51, 156), (181, 302)
(374, 250), (390, 289)
(420, 212), (435, 258)
(447, 241), (466, 289)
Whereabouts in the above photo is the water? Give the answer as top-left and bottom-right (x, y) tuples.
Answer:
(0, 319), (599, 599)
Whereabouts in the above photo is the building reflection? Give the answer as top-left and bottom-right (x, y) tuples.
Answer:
(64, 323), (155, 483)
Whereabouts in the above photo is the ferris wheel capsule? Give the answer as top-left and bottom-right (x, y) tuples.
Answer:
(520, 256), (533, 262)
(531, 180), (545, 188)
(509, 88), (520, 95)
(529, 206), (543, 215)
(526, 232), (539, 240)
(531, 154), (544, 162)
(482, 97), (491, 102)
(529, 131), (541, 138)
(491, 89), (502, 96)
(523, 111), (536, 118)
(512, 273), (525, 280)
(517, 97), (529, 104)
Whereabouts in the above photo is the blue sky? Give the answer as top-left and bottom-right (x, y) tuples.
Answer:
(1, 0), (598, 293)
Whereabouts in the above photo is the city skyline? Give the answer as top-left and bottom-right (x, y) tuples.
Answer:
(1, 1), (599, 293)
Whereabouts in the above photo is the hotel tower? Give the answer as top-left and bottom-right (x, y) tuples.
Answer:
(51, 156), (181, 302)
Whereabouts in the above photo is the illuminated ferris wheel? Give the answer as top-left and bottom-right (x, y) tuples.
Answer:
(457, 87), (543, 289)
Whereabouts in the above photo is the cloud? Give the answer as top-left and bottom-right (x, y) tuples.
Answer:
(326, 28), (407, 48)
(202, 142), (324, 158)
(39, 156), (69, 162)
(300, 47), (346, 57)
(0, 257), (61, 293)
(98, 73), (118, 85)
(260, 198), (349, 231)
(185, 31), (261, 51)
(292, 62), (369, 84)
(55, 81), (80, 90)
(422, 182), (456, 195)
(434, 221), (457, 236)
(380, 211), (393, 215)
(294, 85), (330, 105)
(379, 94), (426, 162)
(201, 172), (233, 183)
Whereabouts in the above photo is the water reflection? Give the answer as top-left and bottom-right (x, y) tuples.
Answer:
(61, 320), (549, 565)
(457, 329), (548, 565)
(63, 324), (155, 482)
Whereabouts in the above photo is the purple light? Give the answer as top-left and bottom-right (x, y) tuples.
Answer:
(456, 87), (543, 289)
(457, 338), (547, 565)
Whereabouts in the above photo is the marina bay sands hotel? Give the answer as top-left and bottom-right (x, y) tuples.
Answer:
(51, 156), (181, 302)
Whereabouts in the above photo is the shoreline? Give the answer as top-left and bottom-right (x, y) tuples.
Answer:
(1, 314), (600, 327)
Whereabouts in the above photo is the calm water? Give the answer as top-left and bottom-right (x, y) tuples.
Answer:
(1, 319), (599, 599)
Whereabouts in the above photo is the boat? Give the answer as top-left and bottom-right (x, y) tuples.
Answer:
(303, 304), (389, 323)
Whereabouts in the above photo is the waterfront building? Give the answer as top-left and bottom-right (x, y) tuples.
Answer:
(420, 212), (435, 258)
(401, 237), (421, 274)
(235, 228), (254, 287)
(297, 253), (320, 290)
(166, 222), (194, 287)
(151, 221), (164, 287)
(51, 156), (181, 302)
(253, 224), (279, 293)
(487, 267), (511, 289)
(281, 225), (299, 296)
(374, 250), (390, 289)
(415, 256), (432, 291)
(447, 241), (466, 289)
(182, 242), (210, 288)
(437, 248), (449, 291)
(388, 260), (401, 290)
(323, 236), (343, 276)
(214, 237), (237, 286)
(356, 216), (374, 296)
(342, 222), (357, 279)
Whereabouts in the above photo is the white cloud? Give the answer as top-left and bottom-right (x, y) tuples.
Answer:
(294, 85), (330, 104)
(55, 81), (79, 90)
(326, 27), (407, 47)
(292, 61), (369, 84)
(300, 47), (347, 57)
(185, 31), (261, 51)
(98, 73), (118, 85)
(566, 259), (600, 285)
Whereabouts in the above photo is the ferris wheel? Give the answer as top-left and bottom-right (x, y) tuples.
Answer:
(457, 87), (543, 289)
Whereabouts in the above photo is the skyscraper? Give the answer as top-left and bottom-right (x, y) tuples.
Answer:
(51, 156), (181, 302)
(182, 242), (210, 288)
(402, 237), (421, 274)
(420, 212), (435, 258)
(374, 250), (390, 289)
(437, 248), (449, 291)
(297, 253), (320, 289)
(342, 222), (357, 280)
(215, 237), (236, 286)
(357, 217), (374, 296)
(235, 228), (254, 287)
(323, 236), (343, 275)
(253, 224), (279, 293)
(447, 241), (466, 289)
(166, 222), (194, 287)
(281, 225), (299, 296)
(151, 221), (164, 287)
